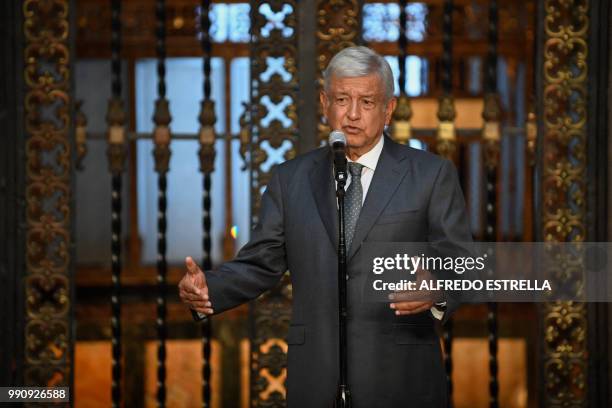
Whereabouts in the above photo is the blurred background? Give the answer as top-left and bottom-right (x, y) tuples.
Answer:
(1, 0), (611, 407)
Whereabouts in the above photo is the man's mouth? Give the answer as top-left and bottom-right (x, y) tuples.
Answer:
(343, 126), (362, 134)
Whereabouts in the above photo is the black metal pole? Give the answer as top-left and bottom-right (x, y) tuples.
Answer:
(442, 0), (453, 96)
(156, 173), (168, 408)
(199, 3), (213, 406)
(109, 1), (123, 407)
(198, 2), (214, 406)
(484, 1), (499, 407)
(111, 173), (122, 408)
(440, 2), (455, 406)
(153, 1), (170, 406)
(201, 173), (212, 408)
(334, 161), (351, 408)
(443, 319), (453, 408)
(398, 0), (407, 94)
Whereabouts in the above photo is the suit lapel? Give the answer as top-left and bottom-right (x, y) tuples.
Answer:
(347, 137), (411, 261)
(309, 150), (338, 250)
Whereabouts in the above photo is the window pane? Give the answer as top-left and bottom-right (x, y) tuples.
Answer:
(209, 4), (229, 43)
(75, 59), (130, 266)
(385, 55), (428, 97)
(196, 3), (250, 43)
(230, 57), (251, 251)
(135, 58), (226, 265)
(467, 56), (482, 95)
(228, 4), (251, 42)
(363, 3), (400, 42)
(409, 139), (427, 150)
(363, 3), (428, 43)
(469, 143), (482, 236)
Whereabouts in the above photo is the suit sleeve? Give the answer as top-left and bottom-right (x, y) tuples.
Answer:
(205, 167), (288, 315)
(427, 159), (473, 324)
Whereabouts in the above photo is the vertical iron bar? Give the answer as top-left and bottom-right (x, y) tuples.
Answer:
(441, 0), (453, 96)
(155, 1), (168, 407)
(436, 0), (456, 159)
(201, 173), (212, 408)
(485, 0), (498, 95)
(443, 319), (453, 407)
(156, 173), (168, 408)
(156, 0), (167, 100)
(391, 0), (414, 145)
(111, 175), (122, 407)
(110, 1), (123, 407)
(111, 1), (122, 99)
(201, 0), (212, 101)
(440, 2), (455, 406)
(484, 1), (499, 407)
(199, 2), (214, 406)
(398, 0), (407, 94)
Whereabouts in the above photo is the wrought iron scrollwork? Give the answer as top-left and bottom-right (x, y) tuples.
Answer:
(23, 0), (74, 389)
(249, 1), (298, 406)
(316, 0), (361, 144)
(238, 101), (251, 171)
(540, 0), (589, 406)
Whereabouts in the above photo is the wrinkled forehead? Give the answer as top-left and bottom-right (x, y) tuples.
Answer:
(326, 73), (386, 96)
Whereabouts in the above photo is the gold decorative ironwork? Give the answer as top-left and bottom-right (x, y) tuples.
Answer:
(153, 98), (172, 174)
(316, 0), (360, 144)
(249, 2), (298, 406)
(526, 107), (537, 166)
(198, 99), (216, 174)
(482, 93), (501, 170)
(391, 94), (412, 144)
(540, 0), (589, 406)
(75, 100), (88, 170)
(436, 95), (457, 160)
(106, 97), (127, 174)
(238, 102), (250, 170)
(23, 0), (73, 388)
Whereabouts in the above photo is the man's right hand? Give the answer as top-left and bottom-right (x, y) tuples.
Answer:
(178, 256), (214, 316)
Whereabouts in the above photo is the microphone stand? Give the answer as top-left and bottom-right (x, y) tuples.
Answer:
(334, 159), (351, 408)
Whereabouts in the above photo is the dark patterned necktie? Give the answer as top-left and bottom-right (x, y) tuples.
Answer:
(344, 162), (364, 250)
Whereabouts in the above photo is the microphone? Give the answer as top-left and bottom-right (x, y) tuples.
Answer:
(329, 130), (347, 183)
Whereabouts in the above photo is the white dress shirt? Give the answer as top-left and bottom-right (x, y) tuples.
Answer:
(338, 135), (445, 320)
(344, 133), (385, 204)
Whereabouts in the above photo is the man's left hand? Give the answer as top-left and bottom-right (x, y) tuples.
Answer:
(388, 260), (443, 316)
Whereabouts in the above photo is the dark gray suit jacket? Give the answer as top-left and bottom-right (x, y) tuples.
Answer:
(205, 136), (472, 407)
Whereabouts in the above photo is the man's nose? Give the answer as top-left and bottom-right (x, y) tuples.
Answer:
(347, 100), (361, 120)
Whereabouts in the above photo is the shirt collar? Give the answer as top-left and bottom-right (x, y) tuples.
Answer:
(347, 134), (384, 172)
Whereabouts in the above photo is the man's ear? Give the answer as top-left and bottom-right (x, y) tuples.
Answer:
(320, 90), (329, 121)
(384, 97), (398, 125)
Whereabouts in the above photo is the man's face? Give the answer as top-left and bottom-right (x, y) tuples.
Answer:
(320, 73), (396, 157)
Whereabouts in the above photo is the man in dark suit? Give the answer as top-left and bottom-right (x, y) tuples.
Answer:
(179, 46), (472, 407)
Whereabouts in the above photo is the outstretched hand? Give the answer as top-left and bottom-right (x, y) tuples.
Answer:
(178, 256), (214, 316)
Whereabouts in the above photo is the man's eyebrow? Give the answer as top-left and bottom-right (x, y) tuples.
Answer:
(329, 91), (380, 99)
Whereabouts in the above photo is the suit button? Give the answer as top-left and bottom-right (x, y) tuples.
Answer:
(346, 275), (349, 281)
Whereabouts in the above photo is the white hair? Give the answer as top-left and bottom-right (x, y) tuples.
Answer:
(323, 46), (394, 102)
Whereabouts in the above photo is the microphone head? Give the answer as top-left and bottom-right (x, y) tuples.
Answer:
(328, 130), (346, 146)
